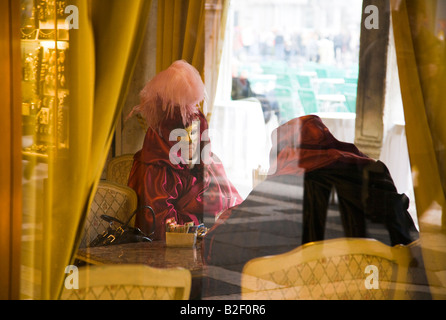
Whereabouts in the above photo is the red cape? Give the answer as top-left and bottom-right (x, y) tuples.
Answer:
(213, 114), (375, 227)
(268, 114), (373, 176)
(128, 110), (242, 240)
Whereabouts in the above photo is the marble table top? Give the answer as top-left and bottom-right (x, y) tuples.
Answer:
(76, 240), (203, 273)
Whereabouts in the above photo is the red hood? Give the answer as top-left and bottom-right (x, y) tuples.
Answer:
(268, 115), (373, 176)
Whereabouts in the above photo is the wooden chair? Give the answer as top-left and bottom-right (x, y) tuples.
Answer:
(79, 180), (138, 248)
(106, 154), (135, 186)
(61, 264), (191, 300)
(241, 237), (413, 300)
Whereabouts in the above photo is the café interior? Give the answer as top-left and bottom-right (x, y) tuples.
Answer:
(1, 0), (446, 300)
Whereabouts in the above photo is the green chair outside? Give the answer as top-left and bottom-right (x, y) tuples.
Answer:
(342, 83), (358, 95)
(344, 77), (358, 84)
(274, 86), (299, 122)
(295, 74), (312, 89)
(344, 94), (357, 113)
(346, 65), (359, 79)
(276, 74), (294, 89)
(298, 88), (319, 114)
(335, 83), (357, 96)
(315, 67), (328, 78)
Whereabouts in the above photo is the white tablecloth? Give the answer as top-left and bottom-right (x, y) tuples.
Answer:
(379, 123), (418, 227)
(209, 99), (273, 198)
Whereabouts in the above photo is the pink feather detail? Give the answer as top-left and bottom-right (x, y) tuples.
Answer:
(126, 60), (208, 131)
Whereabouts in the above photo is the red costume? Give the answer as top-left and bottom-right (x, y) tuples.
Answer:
(128, 110), (241, 239)
(126, 60), (241, 240)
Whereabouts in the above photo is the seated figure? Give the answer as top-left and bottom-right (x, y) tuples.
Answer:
(126, 60), (242, 240)
(202, 115), (418, 273)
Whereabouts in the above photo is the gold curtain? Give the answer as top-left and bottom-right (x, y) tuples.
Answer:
(157, 0), (205, 74)
(391, 0), (446, 298)
(156, 0), (230, 117)
(22, 0), (152, 299)
(203, 0), (231, 121)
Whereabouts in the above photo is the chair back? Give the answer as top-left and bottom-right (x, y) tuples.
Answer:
(80, 180), (138, 248)
(61, 264), (191, 300)
(344, 93), (357, 113)
(315, 67), (328, 78)
(295, 74), (312, 89)
(298, 88), (318, 114)
(106, 154), (135, 186)
(342, 83), (358, 95)
(276, 74), (294, 89)
(241, 237), (413, 300)
(274, 86), (298, 122)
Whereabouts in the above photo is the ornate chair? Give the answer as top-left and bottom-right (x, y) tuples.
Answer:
(241, 237), (414, 300)
(106, 154), (135, 186)
(79, 180), (138, 248)
(61, 264), (191, 300)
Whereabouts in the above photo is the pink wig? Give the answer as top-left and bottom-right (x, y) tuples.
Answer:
(127, 60), (208, 131)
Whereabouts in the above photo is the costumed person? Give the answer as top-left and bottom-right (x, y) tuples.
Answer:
(126, 60), (242, 240)
(203, 114), (418, 273)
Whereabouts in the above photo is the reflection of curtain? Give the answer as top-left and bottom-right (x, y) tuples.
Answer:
(31, 0), (152, 299)
(391, 0), (446, 298)
(156, 0), (230, 116)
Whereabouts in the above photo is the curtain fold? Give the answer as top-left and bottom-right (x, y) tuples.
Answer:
(157, 0), (205, 75)
(391, 0), (446, 298)
(203, 0), (230, 120)
(39, 0), (152, 299)
(156, 0), (230, 117)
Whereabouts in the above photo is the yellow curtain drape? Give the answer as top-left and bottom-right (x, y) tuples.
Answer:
(157, 0), (206, 74)
(31, 0), (152, 299)
(204, 0), (231, 121)
(156, 0), (230, 117)
(391, 0), (446, 298)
